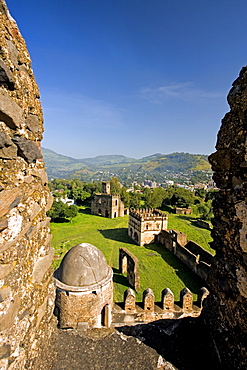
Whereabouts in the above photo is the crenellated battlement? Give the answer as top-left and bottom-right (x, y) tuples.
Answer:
(111, 286), (209, 326)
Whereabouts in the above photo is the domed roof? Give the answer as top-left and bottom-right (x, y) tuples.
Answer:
(56, 243), (111, 287)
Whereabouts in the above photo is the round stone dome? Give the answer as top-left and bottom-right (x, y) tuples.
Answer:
(56, 243), (112, 288)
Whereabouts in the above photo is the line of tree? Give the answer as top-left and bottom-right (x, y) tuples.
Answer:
(48, 177), (216, 221)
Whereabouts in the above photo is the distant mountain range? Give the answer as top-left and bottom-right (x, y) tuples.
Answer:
(42, 148), (211, 180)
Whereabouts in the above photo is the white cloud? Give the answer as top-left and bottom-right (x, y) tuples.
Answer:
(140, 82), (224, 103)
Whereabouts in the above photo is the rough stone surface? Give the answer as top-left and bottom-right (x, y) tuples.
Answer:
(51, 328), (175, 370)
(12, 135), (43, 163)
(206, 66), (247, 370)
(0, 1), (55, 369)
(0, 59), (15, 90)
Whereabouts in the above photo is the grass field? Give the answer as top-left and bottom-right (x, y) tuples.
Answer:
(167, 213), (214, 254)
(50, 207), (213, 301)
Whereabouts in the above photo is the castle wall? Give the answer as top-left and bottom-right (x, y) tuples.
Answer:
(157, 230), (213, 281)
(0, 2), (55, 369)
(111, 287), (209, 326)
(206, 66), (247, 369)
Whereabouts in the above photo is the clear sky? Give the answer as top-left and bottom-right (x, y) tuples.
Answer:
(6, 0), (247, 159)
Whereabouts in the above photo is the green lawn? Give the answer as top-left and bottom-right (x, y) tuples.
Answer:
(168, 213), (214, 254)
(50, 207), (211, 301)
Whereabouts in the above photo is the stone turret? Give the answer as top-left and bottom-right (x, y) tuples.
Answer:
(0, 1), (55, 369)
(206, 66), (247, 369)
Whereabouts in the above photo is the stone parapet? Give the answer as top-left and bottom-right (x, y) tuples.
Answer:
(111, 287), (209, 326)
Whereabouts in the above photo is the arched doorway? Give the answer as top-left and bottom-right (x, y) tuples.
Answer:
(134, 232), (138, 243)
(100, 304), (111, 327)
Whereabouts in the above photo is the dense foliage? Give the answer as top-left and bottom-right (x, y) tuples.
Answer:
(48, 177), (217, 222)
(47, 200), (78, 222)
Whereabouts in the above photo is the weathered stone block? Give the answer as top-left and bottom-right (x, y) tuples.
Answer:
(0, 345), (10, 360)
(12, 136), (42, 163)
(0, 219), (8, 232)
(33, 248), (54, 284)
(0, 59), (15, 90)
(0, 262), (14, 279)
(6, 40), (19, 68)
(25, 114), (40, 134)
(0, 285), (11, 302)
(0, 89), (23, 129)
(0, 187), (21, 217)
(0, 294), (20, 331)
(30, 168), (48, 185)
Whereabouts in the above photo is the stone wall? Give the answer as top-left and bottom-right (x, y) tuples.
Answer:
(111, 286), (209, 326)
(206, 66), (247, 369)
(119, 247), (140, 292)
(157, 230), (213, 281)
(0, 2), (55, 369)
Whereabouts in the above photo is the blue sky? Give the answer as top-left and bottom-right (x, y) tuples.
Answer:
(6, 0), (247, 159)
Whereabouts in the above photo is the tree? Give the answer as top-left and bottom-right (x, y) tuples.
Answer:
(47, 200), (78, 222)
(195, 188), (206, 199)
(110, 177), (121, 194)
(129, 192), (142, 208)
(197, 200), (213, 220)
(69, 188), (90, 205)
(64, 204), (78, 222)
(170, 188), (195, 208)
(47, 200), (66, 220)
(120, 187), (130, 208)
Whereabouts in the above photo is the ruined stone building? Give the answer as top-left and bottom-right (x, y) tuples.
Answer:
(54, 243), (113, 329)
(1, 0), (247, 368)
(91, 181), (125, 218)
(128, 208), (168, 246)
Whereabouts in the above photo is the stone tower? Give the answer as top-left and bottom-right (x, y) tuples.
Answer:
(0, 2), (55, 369)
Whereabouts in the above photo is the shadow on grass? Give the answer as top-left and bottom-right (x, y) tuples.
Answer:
(176, 214), (196, 223)
(78, 207), (91, 214)
(50, 217), (70, 223)
(113, 272), (129, 288)
(144, 243), (205, 293)
(98, 228), (135, 245)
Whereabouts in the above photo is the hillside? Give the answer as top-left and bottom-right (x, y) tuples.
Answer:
(42, 148), (211, 180)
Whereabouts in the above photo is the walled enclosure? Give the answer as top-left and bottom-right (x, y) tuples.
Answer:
(0, 2), (55, 369)
(157, 229), (213, 281)
(205, 66), (247, 369)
